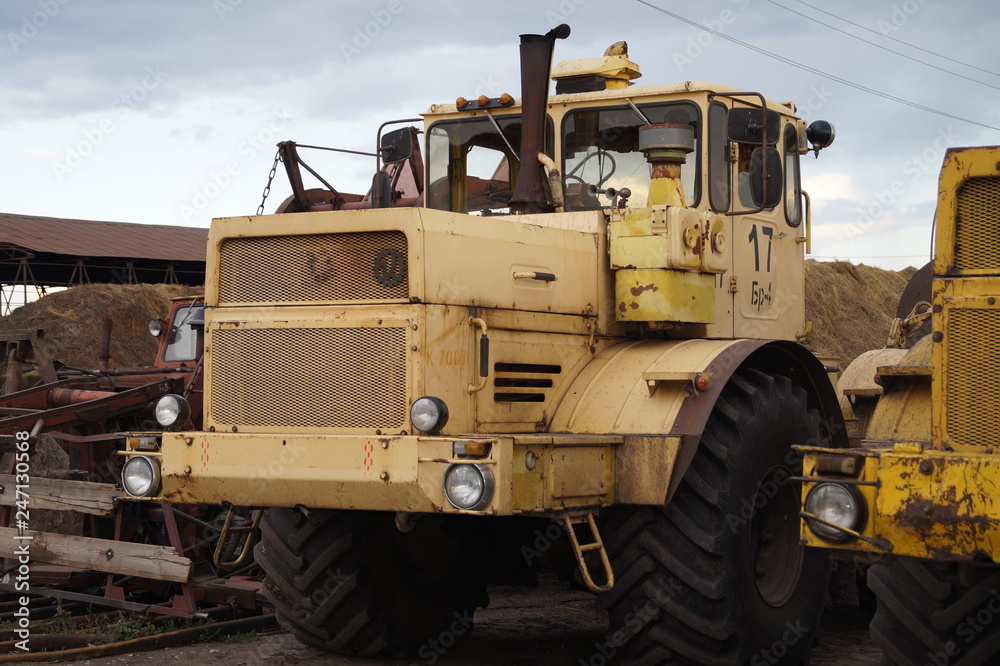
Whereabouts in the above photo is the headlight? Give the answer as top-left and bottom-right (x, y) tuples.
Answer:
(148, 319), (165, 337)
(410, 397), (449, 433)
(443, 464), (494, 511)
(121, 456), (162, 497)
(155, 394), (191, 429)
(805, 482), (865, 542)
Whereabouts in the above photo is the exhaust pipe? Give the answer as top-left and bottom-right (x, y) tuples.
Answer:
(509, 24), (570, 215)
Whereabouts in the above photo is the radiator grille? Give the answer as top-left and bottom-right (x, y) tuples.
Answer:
(954, 177), (1000, 272)
(209, 327), (407, 429)
(217, 232), (409, 304)
(944, 308), (1000, 447)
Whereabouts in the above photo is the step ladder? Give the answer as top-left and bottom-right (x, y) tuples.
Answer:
(213, 507), (262, 570)
(557, 511), (615, 593)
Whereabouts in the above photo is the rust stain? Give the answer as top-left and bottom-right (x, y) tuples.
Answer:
(897, 485), (994, 540)
(629, 283), (659, 297)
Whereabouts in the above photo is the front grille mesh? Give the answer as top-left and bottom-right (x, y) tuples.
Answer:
(954, 177), (1000, 272)
(944, 308), (1000, 447)
(209, 326), (407, 429)
(217, 232), (409, 304)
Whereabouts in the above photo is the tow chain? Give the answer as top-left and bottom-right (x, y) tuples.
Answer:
(886, 300), (932, 348)
(257, 150), (282, 215)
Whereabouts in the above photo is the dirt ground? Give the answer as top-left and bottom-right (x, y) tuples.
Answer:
(75, 576), (881, 666)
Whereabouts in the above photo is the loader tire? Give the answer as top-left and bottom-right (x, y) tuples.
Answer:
(599, 369), (830, 664)
(255, 507), (488, 657)
(869, 558), (1000, 665)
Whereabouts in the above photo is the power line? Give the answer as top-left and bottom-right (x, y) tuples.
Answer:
(791, 0), (1000, 79)
(634, 0), (1000, 132)
(768, 0), (1000, 92)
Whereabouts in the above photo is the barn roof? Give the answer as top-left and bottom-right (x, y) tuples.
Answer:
(0, 212), (207, 262)
(0, 212), (207, 288)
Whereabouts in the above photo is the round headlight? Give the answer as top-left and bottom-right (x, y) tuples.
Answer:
(122, 456), (161, 497)
(155, 394), (191, 429)
(805, 482), (865, 542)
(410, 397), (449, 433)
(148, 319), (165, 337)
(443, 463), (494, 511)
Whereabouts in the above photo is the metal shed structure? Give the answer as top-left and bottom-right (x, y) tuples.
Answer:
(1, 212), (207, 314)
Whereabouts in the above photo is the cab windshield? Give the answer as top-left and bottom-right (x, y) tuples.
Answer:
(561, 101), (700, 210)
(426, 115), (523, 215)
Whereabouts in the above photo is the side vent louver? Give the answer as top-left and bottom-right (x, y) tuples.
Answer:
(493, 363), (561, 403)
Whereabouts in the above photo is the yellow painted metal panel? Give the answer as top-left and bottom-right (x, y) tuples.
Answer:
(933, 146), (1000, 276)
(615, 268), (715, 323)
(732, 214), (805, 341)
(550, 338), (745, 434)
(932, 277), (1000, 451)
(615, 435), (681, 505)
(800, 448), (1000, 561)
(160, 432), (618, 516)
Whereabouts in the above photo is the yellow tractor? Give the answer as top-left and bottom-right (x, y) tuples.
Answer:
(123, 25), (844, 663)
(798, 145), (1000, 665)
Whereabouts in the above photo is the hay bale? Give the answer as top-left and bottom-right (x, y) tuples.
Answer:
(1, 283), (202, 372)
(802, 260), (918, 369)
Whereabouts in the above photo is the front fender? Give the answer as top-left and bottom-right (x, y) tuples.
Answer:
(549, 338), (844, 504)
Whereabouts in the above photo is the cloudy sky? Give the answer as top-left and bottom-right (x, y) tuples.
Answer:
(2, 0), (998, 271)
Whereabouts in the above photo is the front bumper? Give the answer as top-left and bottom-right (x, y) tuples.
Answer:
(149, 431), (635, 516)
(798, 444), (1000, 561)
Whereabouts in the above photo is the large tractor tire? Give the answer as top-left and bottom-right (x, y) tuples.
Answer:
(869, 558), (1000, 665)
(599, 368), (830, 664)
(255, 508), (489, 658)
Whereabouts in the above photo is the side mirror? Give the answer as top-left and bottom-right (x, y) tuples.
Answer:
(380, 127), (414, 164)
(749, 147), (782, 208)
(728, 108), (780, 145)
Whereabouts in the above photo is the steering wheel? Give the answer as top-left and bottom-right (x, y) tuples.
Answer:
(563, 175), (601, 210)
(488, 191), (514, 205)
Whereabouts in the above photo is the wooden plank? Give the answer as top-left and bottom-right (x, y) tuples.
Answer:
(0, 528), (191, 583)
(0, 475), (121, 516)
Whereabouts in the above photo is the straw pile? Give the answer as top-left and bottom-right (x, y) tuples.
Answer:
(801, 260), (918, 369)
(0, 283), (202, 372)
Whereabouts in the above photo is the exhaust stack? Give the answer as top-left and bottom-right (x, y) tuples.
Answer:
(508, 24), (570, 215)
